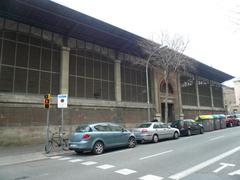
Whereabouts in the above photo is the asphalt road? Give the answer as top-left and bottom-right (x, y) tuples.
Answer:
(1, 126), (240, 180)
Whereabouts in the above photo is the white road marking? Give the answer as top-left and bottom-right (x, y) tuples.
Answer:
(96, 149), (133, 157)
(50, 156), (62, 159)
(209, 136), (225, 141)
(69, 159), (83, 163)
(140, 150), (173, 160)
(81, 161), (98, 166)
(139, 174), (163, 180)
(115, 168), (137, 175)
(97, 164), (115, 170)
(59, 157), (72, 161)
(169, 145), (240, 180)
(213, 163), (235, 173)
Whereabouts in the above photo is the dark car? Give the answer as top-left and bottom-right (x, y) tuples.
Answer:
(171, 119), (204, 136)
(226, 115), (240, 127)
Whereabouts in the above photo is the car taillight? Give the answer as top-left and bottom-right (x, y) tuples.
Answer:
(82, 134), (90, 140)
(141, 129), (148, 133)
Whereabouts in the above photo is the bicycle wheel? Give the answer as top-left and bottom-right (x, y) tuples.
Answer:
(45, 140), (53, 154)
(63, 139), (69, 151)
(52, 139), (61, 152)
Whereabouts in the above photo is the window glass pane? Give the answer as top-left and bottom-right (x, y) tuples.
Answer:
(77, 77), (85, 97)
(86, 59), (93, 77)
(29, 46), (40, 69)
(28, 70), (39, 94)
(131, 70), (136, 85)
(102, 81), (109, 100)
(4, 31), (16, 41)
(94, 60), (101, 79)
(77, 56), (85, 77)
(0, 66), (13, 92)
(69, 55), (76, 76)
(17, 33), (29, 43)
(109, 82), (115, 100)
(2, 40), (15, 65)
(14, 68), (27, 93)
(86, 79), (93, 98)
(109, 63), (114, 81)
(131, 85), (137, 102)
(40, 72), (50, 94)
(51, 73), (59, 95)
(41, 48), (51, 71)
(69, 75), (76, 97)
(52, 50), (60, 72)
(16, 43), (28, 67)
(102, 62), (108, 80)
(30, 36), (41, 46)
(94, 80), (101, 99)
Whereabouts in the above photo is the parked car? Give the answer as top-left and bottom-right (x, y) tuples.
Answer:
(171, 119), (204, 136)
(69, 122), (136, 155)
(226, 115), (240, 127)
(132, 122), (180, 143)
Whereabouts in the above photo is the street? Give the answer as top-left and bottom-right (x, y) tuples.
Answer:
(1, 127), (240, 180)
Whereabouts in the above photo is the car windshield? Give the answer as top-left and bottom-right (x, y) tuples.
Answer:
(137, 123), (152, 128)
(75, 125), (92, 132)
(171, 120), (180, 126)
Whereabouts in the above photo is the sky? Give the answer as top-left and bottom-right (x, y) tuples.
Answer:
(52, 0), (240, 86)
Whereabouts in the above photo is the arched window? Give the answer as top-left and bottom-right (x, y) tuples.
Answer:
(160, 81), (173, 94)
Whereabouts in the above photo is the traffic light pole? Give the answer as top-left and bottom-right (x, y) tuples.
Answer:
(45, 108), (50, 152)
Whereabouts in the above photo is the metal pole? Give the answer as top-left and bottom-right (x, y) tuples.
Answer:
(61, 108), (64, 150)
(45, 108), (50, 152)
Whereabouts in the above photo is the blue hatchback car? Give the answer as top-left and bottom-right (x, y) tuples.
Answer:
(69, 122), (136, 155)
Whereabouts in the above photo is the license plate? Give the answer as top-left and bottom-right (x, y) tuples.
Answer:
(70, 144), (77, 147)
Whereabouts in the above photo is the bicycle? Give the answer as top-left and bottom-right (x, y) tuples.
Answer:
(45, 129), (69, 154)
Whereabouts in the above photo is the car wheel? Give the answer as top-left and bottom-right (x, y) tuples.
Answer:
(128, 137), (136, 148)
(200, 128), (204, 134)
(187, 129), (191, 136)
(92, 141), (104, 155)
(173, 132), (179, 139)
(152, 134), (159, 143)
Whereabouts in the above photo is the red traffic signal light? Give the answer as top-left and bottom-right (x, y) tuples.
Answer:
(44, 94), (50, 108)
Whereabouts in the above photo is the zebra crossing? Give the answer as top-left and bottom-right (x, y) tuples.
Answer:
(49, 155), (163, 180)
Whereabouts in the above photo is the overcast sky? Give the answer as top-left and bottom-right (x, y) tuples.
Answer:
(53, 0), (240, 86)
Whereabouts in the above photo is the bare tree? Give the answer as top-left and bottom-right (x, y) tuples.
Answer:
(138, 33), (194, 123)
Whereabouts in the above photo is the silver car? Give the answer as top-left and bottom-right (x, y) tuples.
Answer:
(132, 122), (180, 143)
(69, 122), (136, 155)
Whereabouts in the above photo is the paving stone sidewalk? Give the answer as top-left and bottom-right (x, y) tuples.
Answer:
(0, 144), (71, 166)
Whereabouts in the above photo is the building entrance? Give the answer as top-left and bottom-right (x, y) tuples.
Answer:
(161, 103), (174, 123)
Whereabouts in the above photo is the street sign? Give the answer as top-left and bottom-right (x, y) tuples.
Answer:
(57, 94), (68, 108)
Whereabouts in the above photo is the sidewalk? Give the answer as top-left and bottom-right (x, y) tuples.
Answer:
(0, 144), (71, 166)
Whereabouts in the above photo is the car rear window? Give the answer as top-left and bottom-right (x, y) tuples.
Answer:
(137, 123), (151, 128)
(75, 125), (92, 132)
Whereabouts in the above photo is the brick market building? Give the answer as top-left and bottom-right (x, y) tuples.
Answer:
(0, 0), (233, 145)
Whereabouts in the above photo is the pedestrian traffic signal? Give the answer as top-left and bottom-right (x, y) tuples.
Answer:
(44, 94), (51, 108)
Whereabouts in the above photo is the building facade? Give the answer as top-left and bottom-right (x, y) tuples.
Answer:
(0, 0), (233, 145)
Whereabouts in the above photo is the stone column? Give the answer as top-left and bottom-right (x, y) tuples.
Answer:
(177, 72), (184, 119)
(60, 47), (70, 94)
(114, 60), (121, 101)
(195, 75), (200, 108)
(153, 70), (161, 121)
(210, 81), (214, 108)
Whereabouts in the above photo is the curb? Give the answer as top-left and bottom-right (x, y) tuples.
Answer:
(0, 151), (73, 166)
